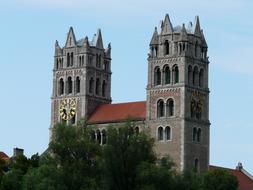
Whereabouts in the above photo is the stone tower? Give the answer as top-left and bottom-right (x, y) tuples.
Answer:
(50, 27), (112, 132)
(146, 14), (210, 173)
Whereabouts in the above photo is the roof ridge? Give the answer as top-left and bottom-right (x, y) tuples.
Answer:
(105, 100), (146, 105)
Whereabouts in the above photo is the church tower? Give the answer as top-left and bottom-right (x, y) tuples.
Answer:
(50, 27), (112, 132)
(146, 14), (210, 172)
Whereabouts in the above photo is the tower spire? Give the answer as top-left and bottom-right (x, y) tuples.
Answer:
(161, 14), (173, 35)
(150, 27), (159, 45)
(65, 26), (77, 47)
(194, 16), (201, 36)
(95, 29), (104, 49)
(179, 23), (188, 41)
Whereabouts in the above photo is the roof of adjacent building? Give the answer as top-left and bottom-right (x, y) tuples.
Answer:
(0, 151), (9, 161)
(210, 165), (253, 190)
(88, 101), (146, 124)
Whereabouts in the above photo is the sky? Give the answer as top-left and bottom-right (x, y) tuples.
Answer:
(0, 0), (253, 173)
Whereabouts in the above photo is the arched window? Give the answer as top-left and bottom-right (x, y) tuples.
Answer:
(89, 78), (94, 94)
(158, 127), (163, 141)
(166, 99), (174, 117)
(59, 78), (64, 95)
(67, 53), (70, 67)
(95, 78), (101, 95)
(76, 77), (80, 93)
(82, 55), (84, 66)
(191, 100), (195, 118)
(102, 80), (106, 97)
(56, 59), (59, 69)
(179, 43), (182, 55)
(194, 158), (199, 171)
(197, 128), (201, 142)
(193, 66), (199, 86)
(67, 76), (72, 94)
(165, 126), (171, 140)
(135, 127), (139, 134)
(70, 52), (74, 66)
(165, 40), (169, 55)
(164, 66), (170, 84)
(157, 99), (164, 118)
(102, 130), (106, 145)
(193, 127), (197, 142)
(154, 67), (161, 85)
(199, 69), (204, 87)
(195, 41), (198, 57)
(96, 130), (101, 145)
(172, 65), (179, 84)
(79, 56), (81, 67)
(188, 65), (193, 85)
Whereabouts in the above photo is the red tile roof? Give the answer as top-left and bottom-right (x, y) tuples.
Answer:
(88, 101), (146, 124)
(0, 151), (9, 161)
(210, 165), (253, 190)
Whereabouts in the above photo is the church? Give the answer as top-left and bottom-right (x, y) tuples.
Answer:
(51, 14), (209, 173)
(49, 15), (253, 189)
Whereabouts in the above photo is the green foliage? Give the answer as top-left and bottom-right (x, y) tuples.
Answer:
(49, 123), (102, 190)
(202, 168), (238, 190)
(102, 122), (156, 190)
(0, 121), (240, 190)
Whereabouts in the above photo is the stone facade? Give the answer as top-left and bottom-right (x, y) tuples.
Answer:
(50, 14), (210, 173)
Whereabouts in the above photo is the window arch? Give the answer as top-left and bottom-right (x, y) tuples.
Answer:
(197, 128), (201, 142)
(70, 52), (74, 66)
(163, 65), (170, 84)
(166, 99), (174, 117)
(188, 65), (193, 85)
(59, 78), (64, 95)
(158, 127), (163, 141)
(67, 53), (70, 67)
(195, 41), (198, 57)
(172, 65), (179, 84)
(165, 40), (169, 55)
(82, 55), (84, 66)
(193, 127), (197, 142)
(157, 99), (164, 118)
(199, 69), (204, 87)
(102, 80), (106, 97)
(154, 67), (161, 85)
(56, 59), (59, 69)
(193, 66), (199, 86)
(79, 56), (81, 67)
(89, 78), (94, 94)
(95, 78), (101, 95)
(76, 77), (80, 93)
(165, 126), (171, 140)
(67, 76), (72, 94)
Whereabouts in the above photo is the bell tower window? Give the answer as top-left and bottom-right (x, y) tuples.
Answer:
(157, 99), (164, 118)
(67, 77), (73, 94)
(164, 40), (169, 55)
(59, 78), (64, 95)
(154, 67), (161, 86)
(76, 77), (80, 93)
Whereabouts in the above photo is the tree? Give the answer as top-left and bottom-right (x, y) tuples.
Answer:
(202, 168), (238, 190)
(49, 123), (102, 190)
(102, 122), (157, 190)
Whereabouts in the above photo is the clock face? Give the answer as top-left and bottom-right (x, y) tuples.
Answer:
(59, 98), (76, 121)
(191, 91), (204, 114)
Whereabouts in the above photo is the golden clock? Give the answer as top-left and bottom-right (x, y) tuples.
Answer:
(59, 98), (76, 121)
(191, 91), (204, 117)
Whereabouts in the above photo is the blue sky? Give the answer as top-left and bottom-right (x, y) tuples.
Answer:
(0, 0), (253, 173)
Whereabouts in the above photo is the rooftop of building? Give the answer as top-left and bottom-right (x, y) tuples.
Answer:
(0, 151), (9, 161)
(88, 101), (146, 124)
(210, 164), (253, 190)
